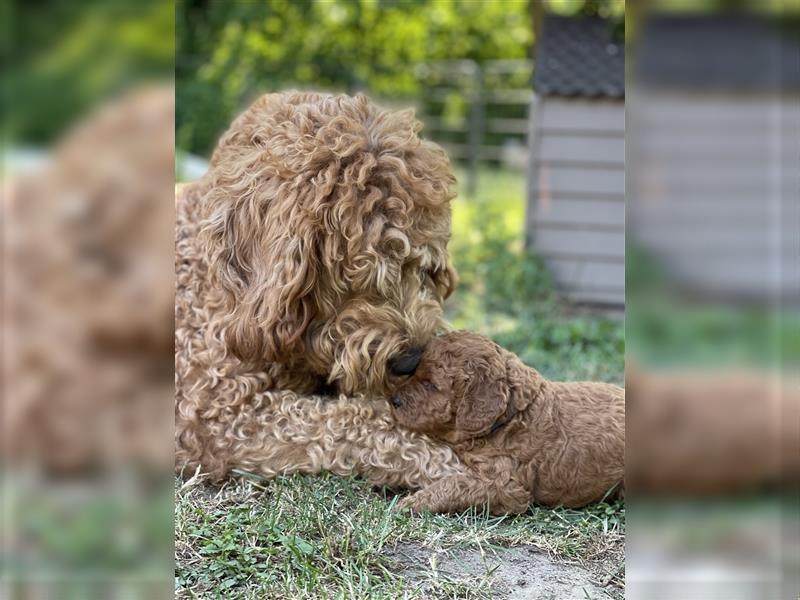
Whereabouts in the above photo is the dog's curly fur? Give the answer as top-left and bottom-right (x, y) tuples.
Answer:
(390, 331), (625, 514)
(176, 92), (466, 487)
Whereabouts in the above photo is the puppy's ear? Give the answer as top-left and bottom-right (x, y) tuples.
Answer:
(199, 183), (317, 364)
(504, 351), (542, 412)
(455, 376), (509, 436)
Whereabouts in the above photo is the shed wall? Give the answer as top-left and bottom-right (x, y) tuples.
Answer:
(527, 96), (625, 306)
(627, 91), (800, 300)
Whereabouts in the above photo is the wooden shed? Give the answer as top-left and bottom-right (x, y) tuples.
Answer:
(628, 15), (800, 301)
(526, 15), (625, 307)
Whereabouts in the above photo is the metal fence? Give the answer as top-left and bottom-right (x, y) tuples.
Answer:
(414, 59), (533, 196)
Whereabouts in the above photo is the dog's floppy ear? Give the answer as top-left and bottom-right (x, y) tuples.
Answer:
(504, 352), (541, 412)
(455, 375), (509, 436)
(436, 261), (458, 301)
(199, 182), (317, 364)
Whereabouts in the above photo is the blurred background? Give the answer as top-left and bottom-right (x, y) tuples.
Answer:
(626, 1), (800, 599)
(3, 2), (174, 599)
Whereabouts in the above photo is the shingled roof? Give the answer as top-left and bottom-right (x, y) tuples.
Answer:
(533, 15), (625, 99)
(635, 15), (800, 91)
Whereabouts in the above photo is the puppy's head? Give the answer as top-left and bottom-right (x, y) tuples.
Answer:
(389, 331), (535, 443)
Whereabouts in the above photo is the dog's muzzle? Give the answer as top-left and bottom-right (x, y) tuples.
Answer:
(388, 347), (423, 376)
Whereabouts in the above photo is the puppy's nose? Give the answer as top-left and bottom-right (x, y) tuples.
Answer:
(390, 396), (402, 408)
(388, 347), (423, 376)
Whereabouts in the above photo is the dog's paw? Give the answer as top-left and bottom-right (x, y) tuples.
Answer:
(393, 495), (414, 512)
(394, 494), (428, 514)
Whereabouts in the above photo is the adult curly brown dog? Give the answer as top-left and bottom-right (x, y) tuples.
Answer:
(389, 331), (625, 514)
(176, 92), (466, 488)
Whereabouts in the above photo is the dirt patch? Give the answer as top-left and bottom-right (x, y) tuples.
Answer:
(386, 542), (615, 599)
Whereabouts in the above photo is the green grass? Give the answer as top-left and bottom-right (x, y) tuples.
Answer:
(175, 166), (625, 598)
(448, 167), (624, 384)
(175, 473), (624, 599)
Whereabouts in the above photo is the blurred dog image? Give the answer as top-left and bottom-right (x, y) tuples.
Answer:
(390, 331), (625, 514)
(4, 86), (175, 472)
(175, 92), (467, 487)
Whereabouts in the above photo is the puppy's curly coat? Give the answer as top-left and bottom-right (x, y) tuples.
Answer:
(390, 331), (625, 514)
(176, 92), (466, 487)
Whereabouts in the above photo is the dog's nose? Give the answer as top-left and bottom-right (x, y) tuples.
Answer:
(390, 396), (402, 408)
(388, 347), (423, 376)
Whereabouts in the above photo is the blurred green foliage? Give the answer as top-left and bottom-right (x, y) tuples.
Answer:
(4, 0), (620, 148)
(448, 168), (624, 384)
(5, 472), (173, 588)
(177, 0), (534, 155)
(626, 241), (800, 369)
(4, 1), (173, 145)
